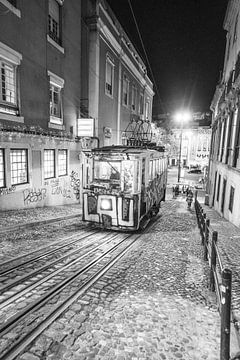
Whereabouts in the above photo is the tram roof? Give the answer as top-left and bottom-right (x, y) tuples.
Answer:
(92, 145), (165, 155)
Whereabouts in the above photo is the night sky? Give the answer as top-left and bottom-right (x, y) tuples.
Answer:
(107, 0), (228, 115)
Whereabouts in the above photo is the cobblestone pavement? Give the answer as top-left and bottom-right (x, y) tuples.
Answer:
(0, 193), (239, 359)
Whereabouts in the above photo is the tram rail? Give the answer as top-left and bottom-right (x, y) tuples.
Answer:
(0, 229), (141, 360)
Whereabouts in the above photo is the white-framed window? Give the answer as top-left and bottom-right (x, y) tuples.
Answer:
(10, 149), (28, 185)
(131, 85), (137, 112)
(58, 149), (67, 176)
(145, 98), (151, 120)
(44, 149), (55, 179)
(0, 149), (5, 188)
(48, 0), (62, 45)
(123, 74), (130, 107)
(0, 60), (16, 105)
(48, 70), (64, 125)
(105, 56), (114, 97)
(0, 41), (22, 119)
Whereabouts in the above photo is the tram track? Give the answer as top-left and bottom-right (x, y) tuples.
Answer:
(0, 229), (141, 360)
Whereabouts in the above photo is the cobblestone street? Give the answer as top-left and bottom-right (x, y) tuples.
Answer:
(5, 193), (233, 360)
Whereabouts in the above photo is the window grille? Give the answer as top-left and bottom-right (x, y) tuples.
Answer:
(58, 149), (67, 176)
(0, 149), (5, 188)
(44, 149), (55, 179)
(10, 149), (28, 185)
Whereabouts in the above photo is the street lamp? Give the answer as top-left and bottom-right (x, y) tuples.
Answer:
(173, 111), (191, 183)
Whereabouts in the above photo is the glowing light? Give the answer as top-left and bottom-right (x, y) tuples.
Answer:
(100, 199), (112, 211)
(173, 111), (192, 123)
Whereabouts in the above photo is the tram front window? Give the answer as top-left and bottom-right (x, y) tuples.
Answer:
(94, 161), (120, 181)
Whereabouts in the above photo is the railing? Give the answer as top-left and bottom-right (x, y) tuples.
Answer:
(195, 195), (236, 360)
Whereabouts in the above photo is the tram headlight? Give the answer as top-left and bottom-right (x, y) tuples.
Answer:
(100, 199), (112, 211)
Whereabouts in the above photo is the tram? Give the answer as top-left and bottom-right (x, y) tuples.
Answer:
(82, 144), (168, 231)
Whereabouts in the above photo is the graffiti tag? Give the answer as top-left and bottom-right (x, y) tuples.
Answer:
(23, 188), (47, 205)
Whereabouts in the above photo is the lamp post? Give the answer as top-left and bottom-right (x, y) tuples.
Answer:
(174, 111), (191, 183)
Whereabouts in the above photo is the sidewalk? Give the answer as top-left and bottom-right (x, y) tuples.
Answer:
(0, 203), (82, 233)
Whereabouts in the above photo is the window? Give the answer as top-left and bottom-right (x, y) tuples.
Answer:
(105, 57), (114, 97)
(139, 92), (144, 115)
(229, 186), (235, 212)
(0, 60), (16, 105)
(217, 174), (221, 201)
(131, 85), (137, 112)
(123, 74), (129, 107)
(10, 149), (28, 185)
(44, 149), (55, 179)
(0, 41), (22, 118)
(0, 149), (5, 187)
(48, 71), (64, 125)
(8, 0), (16, 6)
(48, 0), (62, 45)
(58, 149), (67, 176)
(145, 99), (151, 120)
(221, 178), (227, 213)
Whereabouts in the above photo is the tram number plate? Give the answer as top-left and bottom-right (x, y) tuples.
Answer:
(102, 214), (112, 228)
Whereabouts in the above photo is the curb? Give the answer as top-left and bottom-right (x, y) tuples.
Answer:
(0, 213), (82, 234)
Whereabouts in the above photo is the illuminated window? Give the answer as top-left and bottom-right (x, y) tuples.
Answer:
(44, 149), (55, 179)
(48, 0), (62, 45)
(58, 149), (67, 176)
(48, 71), (64, 125)
(0, 149), (5, 187)
(123, 74), (129, 107)
(10, 149), (28, 185)
(105, 56), (114, 97)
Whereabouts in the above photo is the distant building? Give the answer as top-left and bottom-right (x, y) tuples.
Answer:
(209, 0), (240, 227)
(0, 0), (153, 210)
(152, 112), (211, 168)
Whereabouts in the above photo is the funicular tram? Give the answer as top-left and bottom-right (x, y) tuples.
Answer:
(82, 121), (168, 231)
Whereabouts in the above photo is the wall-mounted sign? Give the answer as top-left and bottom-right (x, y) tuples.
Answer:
(77, 118), (94, 137)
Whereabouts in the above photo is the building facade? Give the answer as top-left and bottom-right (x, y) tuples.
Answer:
(81, 0), (154, 146)
(209, 0), (240, 227)
(0, 0), (153, 210)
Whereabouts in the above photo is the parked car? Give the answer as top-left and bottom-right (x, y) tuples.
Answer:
(188, 169), (202, 174)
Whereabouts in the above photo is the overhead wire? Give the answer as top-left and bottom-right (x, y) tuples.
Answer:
(127, 0), (167, 114)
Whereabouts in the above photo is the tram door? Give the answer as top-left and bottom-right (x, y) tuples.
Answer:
(140, 158), (146, 215)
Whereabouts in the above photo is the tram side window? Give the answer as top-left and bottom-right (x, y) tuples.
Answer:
(123, 160), (134, 193)
(150, 160), (153, 180)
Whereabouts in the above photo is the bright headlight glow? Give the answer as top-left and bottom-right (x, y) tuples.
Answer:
(100, 199), (112, 211)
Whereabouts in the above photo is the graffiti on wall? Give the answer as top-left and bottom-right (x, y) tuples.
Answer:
(70, 170), (80, 200)
(0, 186), (16, 196)
(23, 188), (47, 205)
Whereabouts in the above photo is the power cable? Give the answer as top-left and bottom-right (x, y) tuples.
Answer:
(127, 0), (167, 114)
